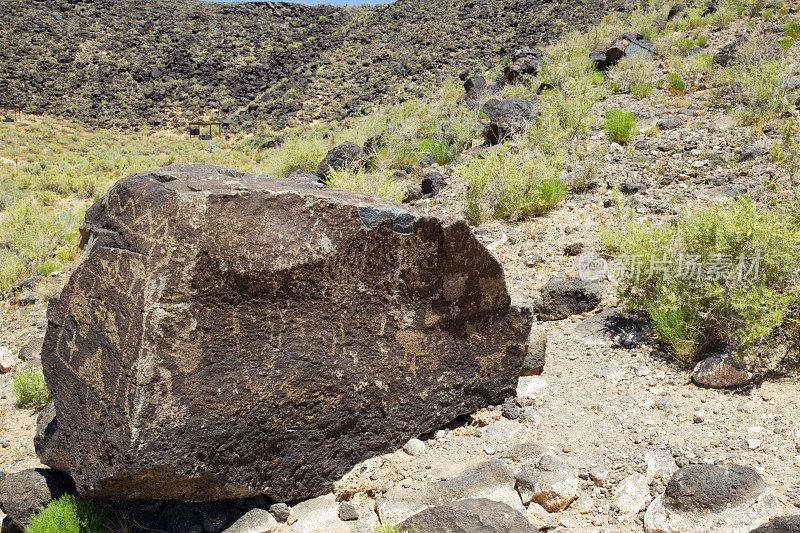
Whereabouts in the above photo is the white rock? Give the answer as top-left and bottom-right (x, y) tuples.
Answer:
(614, 473), (652, 514)
(289, 493), (347, 533)
(645, 451), (678, 480)
(747, 439), (763, 450)
(516, 376), (549, 398)
(403, 438), (425, 456)
(0, 347), (17, 373)
(223, 508), (278, 533)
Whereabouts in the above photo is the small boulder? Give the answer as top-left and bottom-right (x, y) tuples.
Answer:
(750, 516), (800, 532)
(0, 347), (17, 373)
(657, 117), (683, 130)
(338, 501), (359, 521)
(18, 335), (44, 364)
(399, 498), (535, 533)
(482, 98), (536, 145)
(521, 329), (546, 376)
(692, 352), (753, 389)
(403, 438), (426, 457)
(223, 508), (278, 533)
(563, 242), (584, 256)
(421, 170), (446, 198)
(515, 454), (579, 512)
(645, 464), (781, 533)
(316, 142), (366, 181)
(535, 276), (601, 320)
(0, 468), (76, 529)
(503, 48), (548, 86)
(615, 473), (652, 514)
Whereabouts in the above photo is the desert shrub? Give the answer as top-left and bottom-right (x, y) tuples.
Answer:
(602, 197), (800, 362)
(326, 168), (406, 203)
(785, 21), (800, 39)
(418, 138), (456, 165)
(716, 58), (791, 124)
(708, 1), (738, 28)
(460, 144), (565, 225)
(607, 56), (655, 96)
(262, 134), (329, 177)
(373, 524), (400, 533)
(666, 72), (686, 94)
(695, 35), (709, 47)
(27, 494), (107, 533)
(675, 37), (695, 54)
(604, 109), (637, 144)
(12, 368), (51, 408)
(631, 82), (653, 99)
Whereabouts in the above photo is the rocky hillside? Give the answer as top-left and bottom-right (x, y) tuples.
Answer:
(0, 0), (629, 131)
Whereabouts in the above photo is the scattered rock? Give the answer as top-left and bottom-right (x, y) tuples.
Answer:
(338, 501), (359, 521)
(591, 33), (655, 70)
(421, 170), (446, 198)
(521, 329), (547, 376)
(482, 98), (536, 145)
(0, 468), (75, 529)
(403, 438), (426, 457)
(645, 450), (678, 480)
(692, 352), (753, 389)
(223, 508), (278, 533)
(620, 182), (647, 194)
(564, 242), (585, 256)
(41, 163), (532, 501)
(738, 146), (765, 162)
(657, 117), (683, 130)
(503, 48), (548, 86)
(515, 454), (579, 512)
(615, 473), (652, 514)
(524, 253), (544, 267)
(18, 335), (44, 364)
(535, 276), (602, 321)
(316, 142), (366, 181)
(268, 503), (290, 523)
(399, 498), (535, 533)
(644, 464), (781, 533)
(696, 184), (748, 202)
(0, 347), (17, 373)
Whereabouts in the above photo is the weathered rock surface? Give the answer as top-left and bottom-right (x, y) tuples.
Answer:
(0, 468), (75, 528)
(535, 276), (601, 320)
(223, 508), (278, 533)
(615, 472), (652, 514)
(399, 498), (535, 533)
(515, 454), (579, 512)
(503, 48), (548, 86)
(750, 516), (800, 532)
(41, 163), (532, 502)
(34, 401), (70, 474)
(316, 142), (366, 180)
(644, 464), (781, 533)
(482, 98), (536, 145)
(692, 352), (753, 389)
(521, 329), (546, 376)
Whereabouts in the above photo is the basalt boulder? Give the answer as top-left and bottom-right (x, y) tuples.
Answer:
(42, 163), (532, 502)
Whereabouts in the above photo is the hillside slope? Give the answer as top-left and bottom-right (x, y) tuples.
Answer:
(0, 0), (629, 131)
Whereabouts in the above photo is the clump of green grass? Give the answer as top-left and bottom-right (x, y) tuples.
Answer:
(459, 144), (565, 225)
(695, 35), (709, 47)
(262, 134), (329, 178)
(607, 56), (655, 97)
(374, 523), (401, 533)
(666, 72), (686, 94)
(604, 109), (637, 144)
(326, 168), (406, 203)
(12, 368), (51, 408)
(715, 58), (792, 125)
(27, 494), (107, 533)
(675, 37), (695, 54)
(602, 197), (800, 362)
(418, 138), (456, 165)
(785, 21), (800, 39)
(631, 82), (653, 99)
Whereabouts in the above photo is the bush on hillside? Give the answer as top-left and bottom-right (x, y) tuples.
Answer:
(12, 368), (51, 408)
(602, 197), (800, 362)
(603, 109), (637, 144)
(27, 494), (107, 533)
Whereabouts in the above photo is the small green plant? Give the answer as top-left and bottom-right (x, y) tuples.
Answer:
(778, 37), (795, 51)
(695, 35), (709, 47)
(602, 197), (800, 362)
(631, 82), (653, 99)
(666, 72), (686, 94)
(326, 168), (406, 203)
(603, 109), (637, 144)
(676, 37), (695, 54)
(785, 21), (800, 39)
(762, 9), (774, 20)
(374, 523), (401, 533)
(12, 369), (51, 408)
(418, 138), (456, 165)
(27, 494), (108, 533)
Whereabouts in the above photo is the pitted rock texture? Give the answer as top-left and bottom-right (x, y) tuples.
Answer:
(41, 163), (531, 502)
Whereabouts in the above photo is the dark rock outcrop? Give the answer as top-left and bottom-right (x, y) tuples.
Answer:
(482, 98), (536, 145)
(534, 276), (601, 320)
(399, 498), (535, 533)
(751, 516), (800, 532)
(316, 142), (366, 181)
(503, 48), (548, 85)
(0, 468), (75, 528)
(34, 401), (70, 474)
(41, 163), (532, 502)
(591, 33), (656, 71)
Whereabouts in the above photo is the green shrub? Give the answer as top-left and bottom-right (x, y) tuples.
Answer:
(418, 138), (456, 165)
(459, 144), (565, 225)
(607, 56), (654, 97)
(778, 37), (795, 51)
(602, 197), (800, 362)
(326, 168), (406, 203)
(12, 368), (51, 408)
(762, 9), (773, 20)
(603, 109), (637, 144)
(27, 494), (107, 533)
(785, 21), (800, 39)
(631, 82), (653, 99)
(666, 72), (686, 94)
(675, 37), (695, 53)
(695, 35), (709, 47)
(716, 59), (791, 124)
(373, 524), (401, 533)
(262, 134), (328, 178)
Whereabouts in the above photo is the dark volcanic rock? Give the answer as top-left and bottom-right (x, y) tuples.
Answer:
(421, 170), (447, 197)
(503, 48), (548, 85)
(34, 400), (70, 474)
(316, 141), (366, 181)
(399, 498), (535, 533)
(522, 329), (546, 376)
(535, 276), (601, 320)
(664, 464), (766, 512)
(751, 516), (800, 532)
(591, 33), (655, 70)
(41, 163), (532, 502)
(483, 98), (536, 145)
(0, 468), (75, 528)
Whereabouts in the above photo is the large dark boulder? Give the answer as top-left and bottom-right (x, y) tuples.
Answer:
(42, 163), (532, 502)
(399, 498), (535, 533)
(34, 401), (70, 474)
(534, 276), (601, 320)
(482, 98), (536, 145)
(751, 516), (800, 532)
(0, 468), (75, 528)
(591, 33), (655, 71)
(664, 464), (766, 512)
(315, 141), (366, 181)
